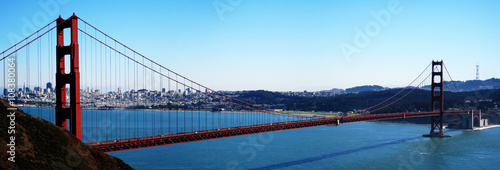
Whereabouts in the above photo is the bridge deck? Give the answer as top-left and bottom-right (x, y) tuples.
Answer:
(88, 110), (469, 152)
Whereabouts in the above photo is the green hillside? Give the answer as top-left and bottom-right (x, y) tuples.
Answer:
(0, 99), (133, 170)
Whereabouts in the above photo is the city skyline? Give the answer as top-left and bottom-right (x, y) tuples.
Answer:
(4, 76), (500, 95)
(1, 1), (499, 91)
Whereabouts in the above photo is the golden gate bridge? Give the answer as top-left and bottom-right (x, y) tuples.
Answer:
(0, 14), (470, 153)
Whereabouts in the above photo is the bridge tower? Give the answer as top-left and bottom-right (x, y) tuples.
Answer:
(55, 14), (81, 140)
(423, 60), (450, 137)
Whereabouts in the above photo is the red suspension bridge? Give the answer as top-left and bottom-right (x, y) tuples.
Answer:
(0, 14), (470, 153)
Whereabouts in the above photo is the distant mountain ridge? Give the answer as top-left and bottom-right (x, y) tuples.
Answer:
(325, 78), (500, 93)
(345, 85), (385, 93)
(421, 78), (500, 92)
(324, 85), (385, 93)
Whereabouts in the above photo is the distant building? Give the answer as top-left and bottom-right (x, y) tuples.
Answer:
(46, 82), (53, 92)
(34, 87), (42, 93)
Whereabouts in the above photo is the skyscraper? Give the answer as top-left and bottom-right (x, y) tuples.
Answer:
(46, 82), (53, 92)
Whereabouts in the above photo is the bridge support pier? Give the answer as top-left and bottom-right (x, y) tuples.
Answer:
(460, 110), (488, 129)
(55, 14), (81, 140)
(423, 60), (451, 138)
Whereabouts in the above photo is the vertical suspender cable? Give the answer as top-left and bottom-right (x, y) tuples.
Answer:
(160, 67), (163, 135)
(191, 82), (194, 131)
(37, 32), (41, 117)
(183, 79), (186, 132)
(218, 97), (220, 128)
(82, 24), (86, 139)
(115, 41), (119, 140)
(212, 94), (214, 129)
(205, 88), (208, 130)
(125, 49), (128, 139)
(89, 27), (93, 141)
(125, 46), (128, 139)
(134, 52), (137, 138)
(198, 84), (201, 131)
(104, 36), (108, 141)
(150, 63), (154, 136)
(100, 40), (103, 141)
(113, 40), (117, 140)
(168, 71), (171, 135)
(94, 29), (98, 141)
(142, 55), (145, 136)
(176, 74), (179, 133)
(124, 46), (128, 139)
(26, 41), (30, 113)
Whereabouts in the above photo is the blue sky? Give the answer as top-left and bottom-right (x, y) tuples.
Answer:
(1, 0), (499, 91)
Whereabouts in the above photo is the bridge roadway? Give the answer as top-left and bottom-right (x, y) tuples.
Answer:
(89, 110), (469, 152)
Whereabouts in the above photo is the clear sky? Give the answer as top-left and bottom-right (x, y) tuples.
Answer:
(1, 0), (499, 91)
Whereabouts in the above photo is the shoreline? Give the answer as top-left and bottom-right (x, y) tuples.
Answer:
(471, 125), (500, 131)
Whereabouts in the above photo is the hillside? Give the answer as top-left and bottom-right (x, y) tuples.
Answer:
(321, 78), (500, 94)
(345, 85), (385, 93)
(421, 78), (500, 91)
(0, 99), (133, 169)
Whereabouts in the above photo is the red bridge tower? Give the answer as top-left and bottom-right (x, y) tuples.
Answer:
(423, 60), (450, 137)
(55, 14), (81, 140)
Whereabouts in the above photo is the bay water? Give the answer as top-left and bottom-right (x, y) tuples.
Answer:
(21, 107), (500, 169)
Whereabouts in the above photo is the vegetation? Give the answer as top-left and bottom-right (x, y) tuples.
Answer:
(0, 100), (133, 170)
(345, 85), (384, 93)
(422, 78), (500, 92)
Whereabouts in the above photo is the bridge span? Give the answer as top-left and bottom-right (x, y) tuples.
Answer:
(89, 110), (470, 152)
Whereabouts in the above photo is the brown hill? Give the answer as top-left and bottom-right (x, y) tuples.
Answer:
(0, 99), (133, 169)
